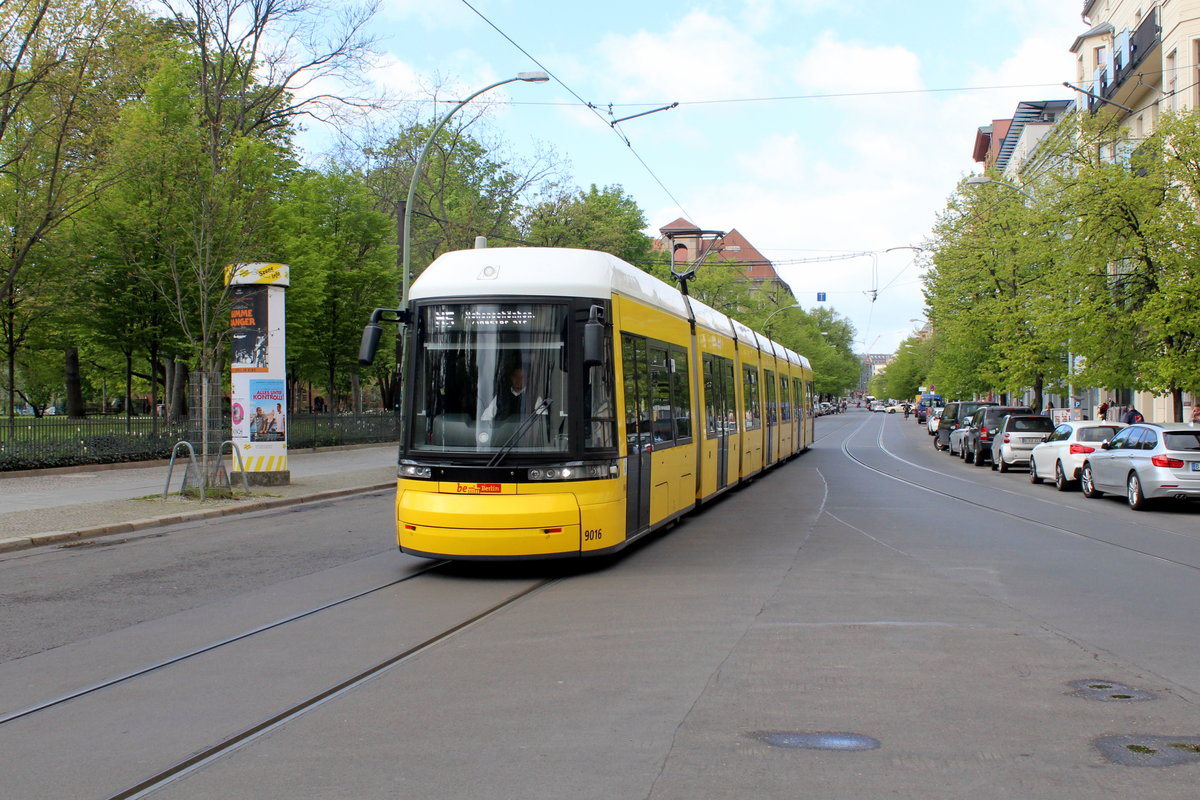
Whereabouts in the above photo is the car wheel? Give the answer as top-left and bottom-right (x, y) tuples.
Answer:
(997, 453), (1009, 473)
(974, 446), (987, 467)
(1029, 459), (1043, 484)
(1054, 461), (1072, 492)
(1127, 472), (1151, 511)
(1080, 464), (1103, 498)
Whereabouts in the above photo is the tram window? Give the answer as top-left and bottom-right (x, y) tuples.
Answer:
(703, 354), (718, 436)
(649, 344), (674, 444)
(670, 344), (691, 440)
(743, 365), (761, 430)
(411, 303), (568, 453)
(585, 326), (615, 450)
(764, 369), (777, 426)
(723, 359), (736, 431)
(622, 334), (651, 447)
(780, 376), (792, 423)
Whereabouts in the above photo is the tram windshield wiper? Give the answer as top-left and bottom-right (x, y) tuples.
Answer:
(486, 398), (551, 467)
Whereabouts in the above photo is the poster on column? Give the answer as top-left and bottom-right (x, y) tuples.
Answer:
(228, 264), (289, 477)
(230, 286), (268, 372)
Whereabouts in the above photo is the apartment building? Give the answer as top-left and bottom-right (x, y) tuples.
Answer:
(1071, 0), (1200, 126)
(1069, 1), (1200, 421)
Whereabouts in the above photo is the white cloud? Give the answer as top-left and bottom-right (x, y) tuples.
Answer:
(794, 32), (924, 94)
(596, 11), (773, 103)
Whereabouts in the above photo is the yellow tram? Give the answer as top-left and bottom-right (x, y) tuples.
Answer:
(362, 247), (814, 560)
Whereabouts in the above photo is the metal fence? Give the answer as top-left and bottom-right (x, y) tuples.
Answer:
(0, 412), (400, 472)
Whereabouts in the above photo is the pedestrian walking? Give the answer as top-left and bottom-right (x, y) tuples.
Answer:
(1121, 406), (1144, 424)
(1097, 400), (1109, 420)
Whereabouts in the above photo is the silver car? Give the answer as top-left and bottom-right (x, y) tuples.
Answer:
(1080, 423), (1200, 510)
(1029, 420), (1126, 491)
(991, 414), (1056, 472)
(927, 406), (944, 436)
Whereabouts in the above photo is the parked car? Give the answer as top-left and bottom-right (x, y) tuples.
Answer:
(926, 407), (944, 436)
(962, 406), (1032, 466)
(1030, 421), (1126, 490)
(990, 414), (1056, 472)
(935, 401), (997, 452)
(1080, 423), (1200, 510)
(949, 420), (974, 457)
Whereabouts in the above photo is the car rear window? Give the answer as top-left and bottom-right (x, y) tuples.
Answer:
(1078, 426), (1121, 442)
(1010, 417), (1055, 431)
(1163, 432), (1200, 451)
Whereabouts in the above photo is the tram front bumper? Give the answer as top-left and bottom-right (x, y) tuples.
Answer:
(397, 488), (582, 558)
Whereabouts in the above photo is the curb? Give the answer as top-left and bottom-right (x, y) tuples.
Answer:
(0, 482), (395, 554)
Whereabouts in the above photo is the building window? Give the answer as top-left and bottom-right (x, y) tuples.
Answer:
(1167, 49), (1177, 112)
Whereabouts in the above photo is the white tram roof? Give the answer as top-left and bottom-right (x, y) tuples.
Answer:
(412, 247), (808, 368)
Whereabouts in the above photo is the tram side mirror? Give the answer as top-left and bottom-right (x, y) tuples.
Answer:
(358, 323), (383, 365)
(358, 307), (410, 366)
(583, 305), (605, 369)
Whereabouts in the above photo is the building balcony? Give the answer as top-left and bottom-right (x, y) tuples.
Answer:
(1091, 8), (1161, 113)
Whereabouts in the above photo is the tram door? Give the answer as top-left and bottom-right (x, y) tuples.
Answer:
(764, 369), (776, 464)
(622, 335), (652, 534)
(705, 354), (735, 490)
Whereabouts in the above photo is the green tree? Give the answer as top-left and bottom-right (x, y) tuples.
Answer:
(275, 167), (396, 411)
(523, 184), (652, 264)
(0, 0), (136, 419)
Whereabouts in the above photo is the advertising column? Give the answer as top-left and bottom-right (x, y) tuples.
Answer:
(228, 262), (290, 486)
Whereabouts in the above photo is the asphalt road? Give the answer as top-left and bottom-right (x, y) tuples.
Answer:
(2, 409), (1198, 799)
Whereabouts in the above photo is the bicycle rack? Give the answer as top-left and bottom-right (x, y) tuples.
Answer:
(219, 440), (251, 497)
(163, 441), (202, 501)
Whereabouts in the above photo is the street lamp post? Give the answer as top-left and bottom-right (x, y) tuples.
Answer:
(762, 304), (803, 336)
(965, 175), (1034, 202)
(401, 71), (549, 310)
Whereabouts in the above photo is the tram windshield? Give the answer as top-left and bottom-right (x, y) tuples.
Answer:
(412, 302), (571, 454)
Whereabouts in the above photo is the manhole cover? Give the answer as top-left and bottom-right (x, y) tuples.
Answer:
(751, 731), (880, 751)
(1069, 680), (1155, 702)
(1095, 735), (1200, 766)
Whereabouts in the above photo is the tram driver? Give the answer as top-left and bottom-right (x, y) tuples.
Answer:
(480, 364), (545, 423)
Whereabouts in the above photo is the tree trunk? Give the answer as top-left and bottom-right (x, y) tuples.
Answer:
(149, 346), (161, 436)
(125, 349), (133, 433)
(172, 359), (188, 418)
(65, 347), (86, 418)
(325, 358), (335, 414)
(1172, 387), (1183, 422)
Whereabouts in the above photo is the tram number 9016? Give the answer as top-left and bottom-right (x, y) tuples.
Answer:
(583, 529), (603, 541)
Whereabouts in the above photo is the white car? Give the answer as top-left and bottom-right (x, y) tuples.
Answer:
(926, 407), (943, 436)
(991, 414), (1056, 472)
(1029, 420), (1126, 491)
(870, 401), (886, 412)
(1080, 423), (1200, 509)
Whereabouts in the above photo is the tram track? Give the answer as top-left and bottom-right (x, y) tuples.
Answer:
(838, 412), (1200, 573)
(102, 575), (559, 800)
(0, 560), (449, 727)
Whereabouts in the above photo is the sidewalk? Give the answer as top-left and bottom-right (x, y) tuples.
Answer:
(0, 444), (399, 553)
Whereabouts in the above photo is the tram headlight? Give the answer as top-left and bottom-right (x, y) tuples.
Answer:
(527, 461), (618, 481)
(398, 463), (432, 479)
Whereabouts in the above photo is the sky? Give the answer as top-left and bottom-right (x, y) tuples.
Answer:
(301, 0), (1091, 354)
